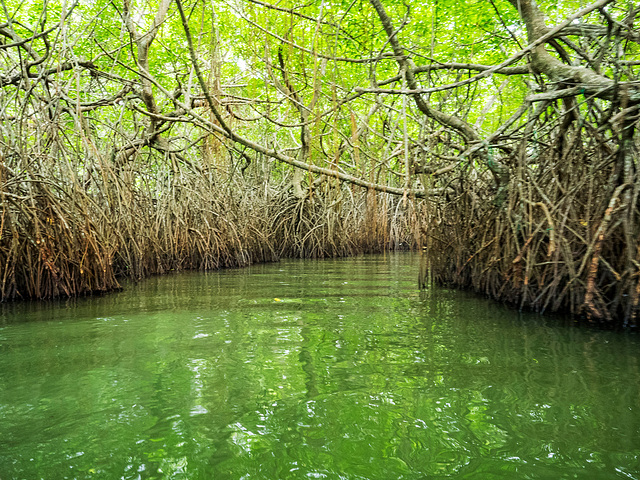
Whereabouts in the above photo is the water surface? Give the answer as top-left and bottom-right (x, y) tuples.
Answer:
(1, 254), (639, 479)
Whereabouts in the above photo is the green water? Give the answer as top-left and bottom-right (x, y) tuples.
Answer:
(0, 254), (638, 479)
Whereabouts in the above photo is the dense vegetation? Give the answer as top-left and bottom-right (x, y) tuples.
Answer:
(1, 0), (639, 325)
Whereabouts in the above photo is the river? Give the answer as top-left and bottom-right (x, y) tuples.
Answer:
(1, 253), (638, 479)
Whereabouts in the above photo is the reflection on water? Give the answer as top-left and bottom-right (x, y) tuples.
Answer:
(1, 254), (639, 479)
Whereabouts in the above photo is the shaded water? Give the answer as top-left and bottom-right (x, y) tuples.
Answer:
(0, 254), (639, 479)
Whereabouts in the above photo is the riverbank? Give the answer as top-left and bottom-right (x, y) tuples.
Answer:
(0, 175), (418, 302)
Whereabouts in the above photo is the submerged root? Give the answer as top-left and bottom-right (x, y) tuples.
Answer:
(423, 117), (640, 327)
(0, 160), (417, 301)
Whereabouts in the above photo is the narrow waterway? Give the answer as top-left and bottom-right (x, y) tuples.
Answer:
(1, 254), (638, 479)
